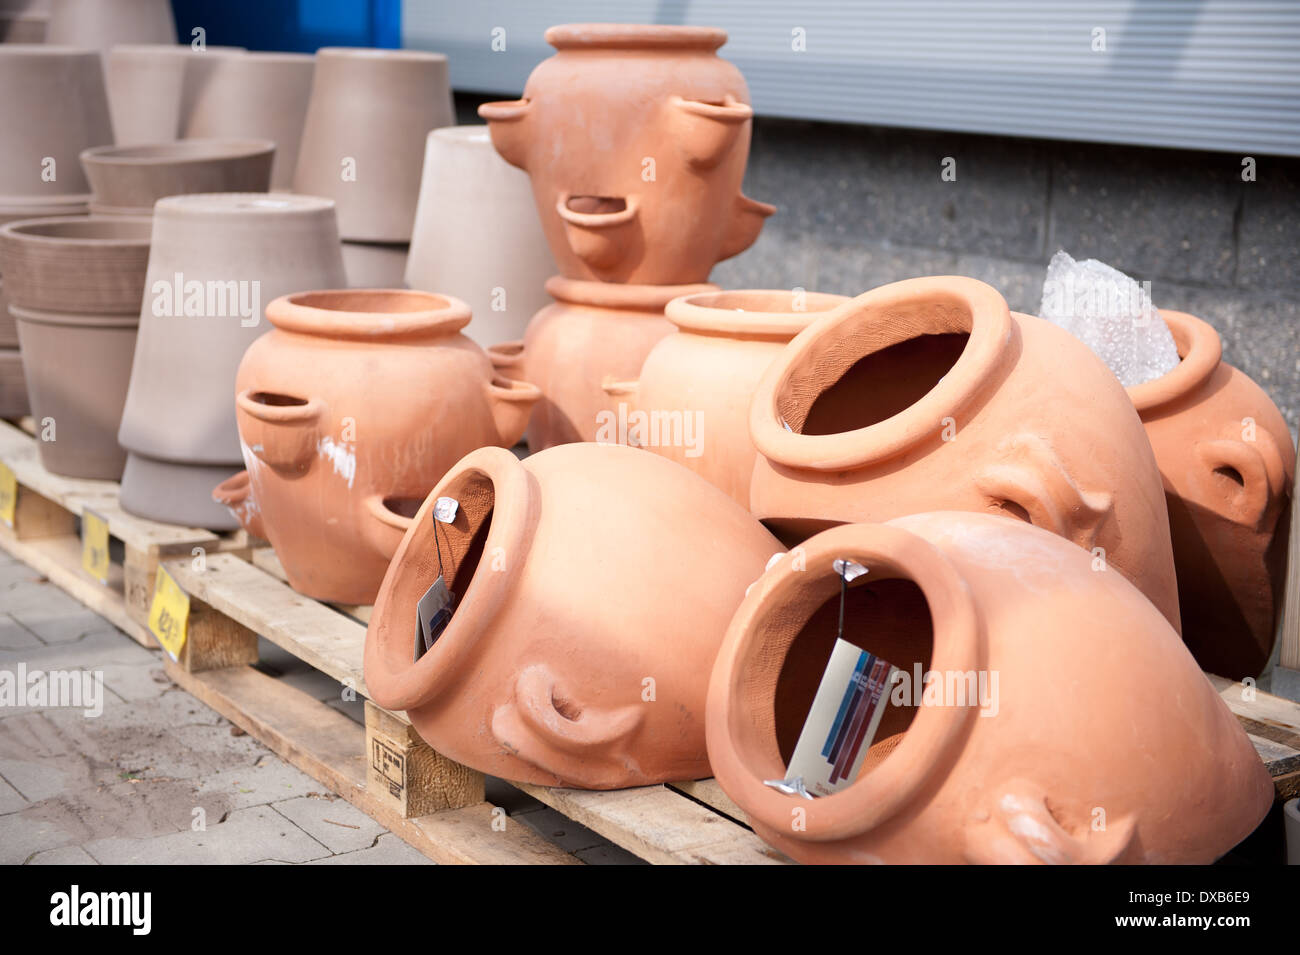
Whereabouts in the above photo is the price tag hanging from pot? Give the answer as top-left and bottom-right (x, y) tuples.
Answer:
(414, 496), (460, 663)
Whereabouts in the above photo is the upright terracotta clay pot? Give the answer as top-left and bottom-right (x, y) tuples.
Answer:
(364, 442), (783, 789)
(1128, 310), (1296, 679)
(0, 215), (150, 478)
(81, 140), (274, 217)
(182, 51), (315, 191)
(46, 0), (175, 51)
(487, 276), (713, 451)
(118, 193), (346, 529)
(219, 289), (540, 604)
(0, 46), (113, 207)
(292, 48), (454, 243)
(605, 289), (849, 506)
(748, 276), (1181, 630)
(105, 44), (246, 147)
(706, 513), (1273, 865)
(405, 126), (556, 347)
(479, 24), (773, 285)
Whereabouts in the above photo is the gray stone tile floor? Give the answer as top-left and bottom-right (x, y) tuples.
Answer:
(0, 552), (642, 865)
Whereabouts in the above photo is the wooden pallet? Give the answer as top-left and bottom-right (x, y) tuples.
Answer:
(0, 419), (254, 649)
(158, 551), (787, 865)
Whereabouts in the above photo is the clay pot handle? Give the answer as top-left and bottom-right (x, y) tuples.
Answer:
(211, 470), (266, 540)
(669, 94), (753, 169)
(477, 98), (532, 170)
(508, 663), (644, 755)
(360, 494), (416, 560)
(484, 375), (542, 448)
(235, 389), (323, 476)
(486, 340), (526, 376)
(1196, 437), (1282, 528)
(600, 375), (638, 399)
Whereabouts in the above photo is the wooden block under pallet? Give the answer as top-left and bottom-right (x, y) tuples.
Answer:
(365, 701), (485, 816)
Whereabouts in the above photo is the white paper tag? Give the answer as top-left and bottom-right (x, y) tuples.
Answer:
(783, 638), (897, 797)
(414, 575), (453, 661)
(433, 496), (459, 524)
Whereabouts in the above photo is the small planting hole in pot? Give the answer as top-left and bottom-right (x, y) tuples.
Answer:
(566, 195), (627, 215)
(248, 391), (309, 407)
(994, 499), (1032, 524)
(801, 333), (970, 435)
(1214, 465), (1245, 488)
(771, 577), (934, 773)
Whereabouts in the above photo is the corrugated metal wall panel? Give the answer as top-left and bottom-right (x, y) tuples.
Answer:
(402, 0), (1300, 155)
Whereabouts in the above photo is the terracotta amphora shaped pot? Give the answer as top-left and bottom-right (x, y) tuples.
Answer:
(81, 139), (274, 217)
(487, 276), (714, 452)
(605, 289), (849, 506)
(747, 276), (1182, 631)
(105, 44), (246, 147)
(182, 51), (315, 191)
(117, 193), (346, 529)
(219, 289), (540, 604)
(0, 215), (150, 478)
(479, 24), (773, 285)
(364, 442), (783, 789)
(406, 126), (556, 347)
(706, 513), (1273, 864)
(1128, 310), (1296, 680)
(0, 46), (113, 207)
(292, 48), (454, 243)
(46, 0), (175, 51)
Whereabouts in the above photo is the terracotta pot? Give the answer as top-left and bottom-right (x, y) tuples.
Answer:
(479, 24), (773, 285)
(292, 48), (454, 242)
(340, 240), (408, 288)
(46, 0), (174, 50)
(182, 51), (315, 191)
(488, 276), (713, 451)
(706, 513), (1273, 864)
(406, 126), (556, 347)
(81, 139), (274, 217)
(0, 216), (150, 478)
(222, 289), (541, 604)
(0, 11), (47, 41)
(0, 46), (113, 205)
(1128, 310), (1296, 679)
(117, 193), (346, 529)
(605, 289), (849, 506)
(748, 276), (1181, 631)
(105, 44), (245, 147)
(364, 441), (782, 789)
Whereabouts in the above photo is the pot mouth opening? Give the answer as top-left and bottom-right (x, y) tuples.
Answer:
(751, 278), (1013, 471)
(666, 289), (849, 338)
(717, 524), (980, 841)
(0, 215), (152, 244)
(1126, 309), (1221, 413)
(271, 289), (472, 339)
(81, 139), (275, 165)
(546, 23), (728, 52)
(368, 448), (532, 711)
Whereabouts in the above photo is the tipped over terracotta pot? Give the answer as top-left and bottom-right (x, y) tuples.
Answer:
(748, 276), (1181, 631)
(479, 23), (773, 285)
(604, 288), (849, 506)
(364, 442), (782, 789)
(1128, 310), (1296, 679)
(487, 276), (713, 451)
(81, 139), (274, 216)
(220, 289), (540, 604)
(706, 513), (1273, 864)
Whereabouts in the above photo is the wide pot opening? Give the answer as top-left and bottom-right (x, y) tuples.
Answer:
(666, 288), (849, 339)
(268, 289), (472, 340)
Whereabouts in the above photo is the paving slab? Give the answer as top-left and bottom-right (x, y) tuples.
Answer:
(271, 794), (385, 854)
(85, 804), (333, 865)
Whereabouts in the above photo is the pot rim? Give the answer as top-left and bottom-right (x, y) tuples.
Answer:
(154, 191), (335, 218)
(267, 288), (471, 339)
(749, 276), (1014, 472)
(108, 43), (245, 58)
(665, 289), (850, 338)
(427, 125), (492, 147)
(80, 139), (276, 166)
(545, 23), (728, 52)
(0, 214), (152, 247)
(0, 44), (100, 57)
(544, 275), (717, 311)
(1126, 309), (1221, 414)
(365, 446), (535, 711)
(707, 521), (980, 843)
(316, 46), (448, 63)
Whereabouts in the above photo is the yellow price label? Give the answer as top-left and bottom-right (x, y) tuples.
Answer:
(81, 508), (110, 584)
(148, 564), (190, 662)
(0, 462), (15, 528)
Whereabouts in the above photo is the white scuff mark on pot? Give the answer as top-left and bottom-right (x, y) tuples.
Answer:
(317, 436), (356, 489)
